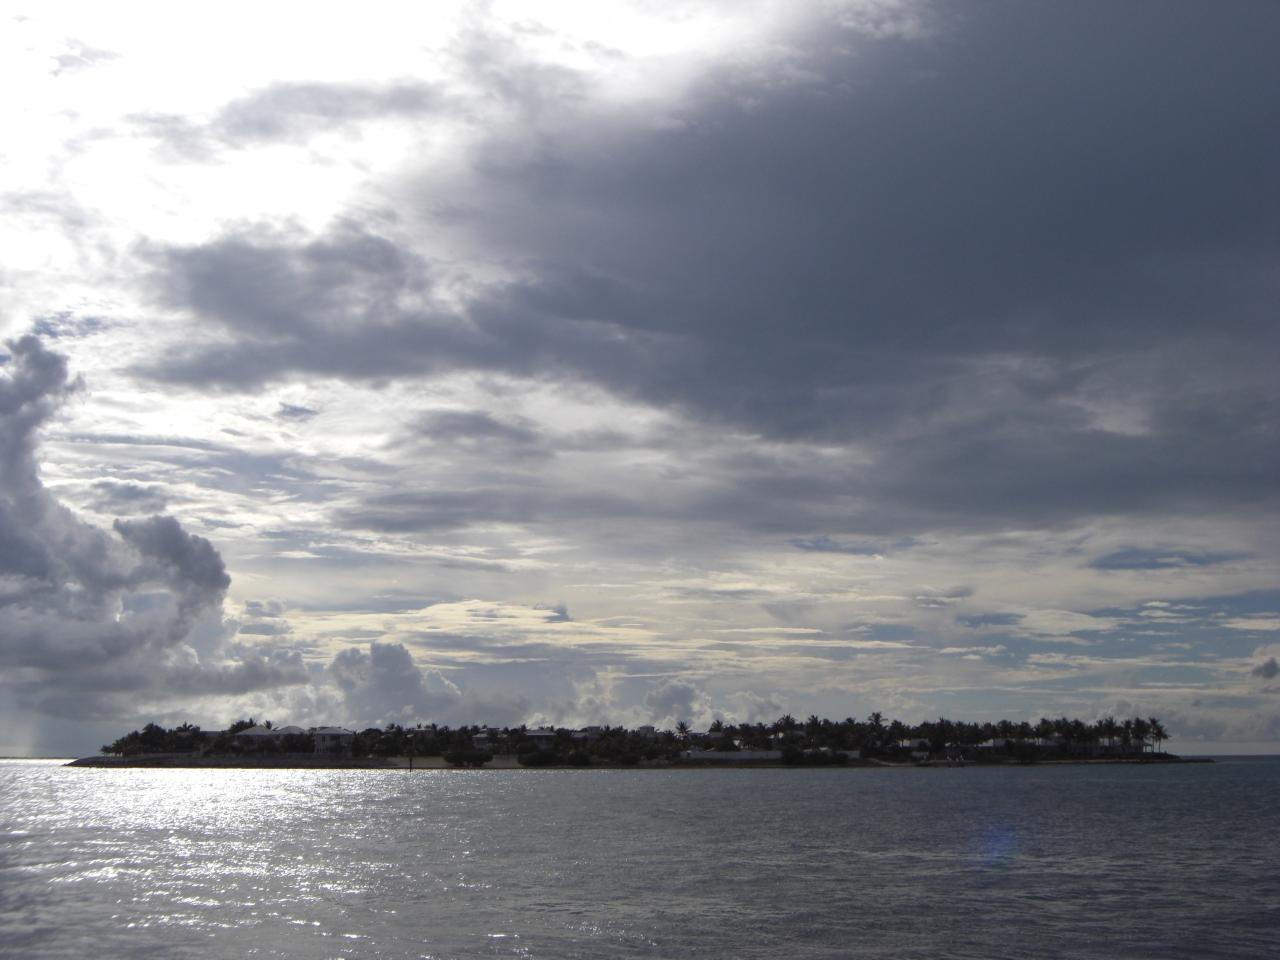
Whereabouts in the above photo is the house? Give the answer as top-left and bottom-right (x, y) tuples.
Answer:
(233, 725), (281, 751)
(524, 727), (558, 750)
(976, 738), (1015, 754)
(311, 727), (354, 757)
(233, 724), (323, 754)
(900, 738), (932, 759)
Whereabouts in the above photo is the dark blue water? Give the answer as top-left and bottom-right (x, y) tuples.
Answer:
(1, 758), (1276, 958)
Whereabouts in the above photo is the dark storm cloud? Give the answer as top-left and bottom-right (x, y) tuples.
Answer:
(0, 337), (306, 717)
(143, 2), (1280, 532)
(1253, 658), (1279, 680)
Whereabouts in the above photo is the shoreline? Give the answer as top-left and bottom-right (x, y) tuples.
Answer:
(65, 754), (1210, 769)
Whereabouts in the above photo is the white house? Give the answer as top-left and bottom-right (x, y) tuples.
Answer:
(311, 727), (355, 756)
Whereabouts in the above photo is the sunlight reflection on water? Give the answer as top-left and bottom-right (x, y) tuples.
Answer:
(0, 761), (1276, 958)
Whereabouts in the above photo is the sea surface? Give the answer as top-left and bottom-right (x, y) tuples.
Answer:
(0, 757), (1276, 959)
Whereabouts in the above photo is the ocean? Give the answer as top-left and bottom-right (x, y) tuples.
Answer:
(1, 757), (1276, 959)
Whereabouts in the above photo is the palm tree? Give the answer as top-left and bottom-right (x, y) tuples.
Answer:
(1035, 718), (1056, 745)
(867, 711), (885, 736)
(675, 720), (691, 744)
(1096, 715), (1119, 752)
(887, 719), (908, 749)
(1148, 717), (1169, 754)
(1120, 718), (1134, 754)
(1132, 717), (1151, 754)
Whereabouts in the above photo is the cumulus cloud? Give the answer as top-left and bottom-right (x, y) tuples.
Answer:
(643, 678), (704, 726)
(326, 640), (533, 729)
(1252, 658), (1279, 680)
(732, 691), (788, 724)
(0, 337), (305, 717)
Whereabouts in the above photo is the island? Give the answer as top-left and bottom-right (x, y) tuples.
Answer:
(68, 712), (1205, 768)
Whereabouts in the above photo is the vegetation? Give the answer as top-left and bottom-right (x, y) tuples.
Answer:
(99, 713), (1174, 765)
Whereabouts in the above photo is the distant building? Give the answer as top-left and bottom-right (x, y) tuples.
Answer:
(234, 724), (340, 754)
(312, 727), (354, 757)
(232, 725), (280, 751)
(525, 728), (558, 750)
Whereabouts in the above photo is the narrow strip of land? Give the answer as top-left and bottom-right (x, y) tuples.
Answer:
(76, 712), (1196, 768)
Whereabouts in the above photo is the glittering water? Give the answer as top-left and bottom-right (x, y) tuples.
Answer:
(1, 758), (1276, 959)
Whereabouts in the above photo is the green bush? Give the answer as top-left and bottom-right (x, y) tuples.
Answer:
(444, 748), (493, 767)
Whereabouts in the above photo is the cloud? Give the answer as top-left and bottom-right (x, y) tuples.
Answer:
(215, 81), (443, 144)
(1252, 658), (1279, 680)
(326, 640), (532, 729)
(1090, 548), (1248, 570)
(958, 613), (1023, 628)
(0, 337), (304, 717)
(790, 536), (916, 555)
(51, 40), (119, 77)
(732, 690), (787, 724)
(244, 599), (286, 618)
(537, 602), (573, 623)
(132, 81), (444, 159)
(86, 481), (169, 516)
(136, 2), (1280, 535)
(643, 678), (703, 725)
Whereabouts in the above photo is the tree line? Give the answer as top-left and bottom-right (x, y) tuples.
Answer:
(100, 712), (1170, 764)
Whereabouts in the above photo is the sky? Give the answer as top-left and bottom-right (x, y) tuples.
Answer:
(1, 0), (1278, 756)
